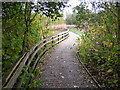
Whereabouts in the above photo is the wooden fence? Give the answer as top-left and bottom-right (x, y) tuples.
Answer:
(2, 30), (69, 88)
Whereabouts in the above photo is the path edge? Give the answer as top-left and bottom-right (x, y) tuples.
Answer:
(76, 52), (102, 89)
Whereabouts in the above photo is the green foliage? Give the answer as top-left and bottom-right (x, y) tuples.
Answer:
(34, 68), (40, 77)
(28, 79), (42, 88)
(39, 58), (45, 63)
(28, 67), (42, 88)
(52, 17), (65, 25)
(2, 2), (66, 88)
(69, 28), (84, 35)
(19, 66), (41, 88)
(74, 2), (120, 88)
(65, 13), (77, 25)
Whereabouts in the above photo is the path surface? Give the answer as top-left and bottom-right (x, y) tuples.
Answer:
(38, 32), (97, 88)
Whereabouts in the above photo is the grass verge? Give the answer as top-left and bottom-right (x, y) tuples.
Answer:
(69, 28), (84, 35)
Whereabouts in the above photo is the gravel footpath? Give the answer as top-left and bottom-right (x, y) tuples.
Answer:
(37, 32), (97, 88)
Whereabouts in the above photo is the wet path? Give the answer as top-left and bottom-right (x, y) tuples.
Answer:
(38, 32), (97, 88)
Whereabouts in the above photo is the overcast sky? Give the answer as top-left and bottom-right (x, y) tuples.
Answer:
(62, 0), (119, 19)
(63, 0), (93, 19)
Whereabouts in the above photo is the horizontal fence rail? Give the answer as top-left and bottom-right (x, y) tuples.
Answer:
(2, 30), (69, 88)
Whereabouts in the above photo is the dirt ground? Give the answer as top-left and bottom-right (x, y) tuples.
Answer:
(37, 32), (98, 88)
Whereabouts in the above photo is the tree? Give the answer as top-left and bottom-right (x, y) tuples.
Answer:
(74, 2), (120, 88)
(2, 1), (66, 77)
(65, 13), (77, 25)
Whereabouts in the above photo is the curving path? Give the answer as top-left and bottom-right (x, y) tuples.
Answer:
(37, 32), (97, 88)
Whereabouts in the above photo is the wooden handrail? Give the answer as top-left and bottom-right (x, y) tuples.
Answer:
(2, 29), (69, 88)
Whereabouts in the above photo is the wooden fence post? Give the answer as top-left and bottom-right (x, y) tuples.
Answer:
(2, 30), (69, 89)
(43, 40), (46, 47)
(58, 35), (59, 43)
(62, 33), (63, 38)
(52, 37), (54, 47)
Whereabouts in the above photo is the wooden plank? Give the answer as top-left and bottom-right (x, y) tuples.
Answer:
(16, 31), (69, 87)
(54, 33), (68, 41)
(3, 30), (69, 88)
(3, 53), (27, 87)
(25, 45), (54, 88)
(24, 37), (55, 72)
(54, 35), (69, 45)
(30, 33), (69, 74)
(30, 32), (69, 73)
(57, 30), (69, 36)
(30, 46), (50, 73)
(30, 30), (69, 52)
(31, 31), (68, 52)
(4, 52), (31, 88)
(19, 37), (56, 82)
(28, 31), (61, 53)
